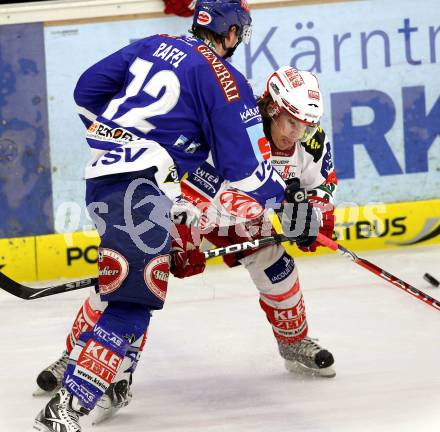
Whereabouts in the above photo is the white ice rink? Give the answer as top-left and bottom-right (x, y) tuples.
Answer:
(1, 245), (440, 432)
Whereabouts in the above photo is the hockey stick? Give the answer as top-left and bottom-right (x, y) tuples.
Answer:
(0, 234), (288, 300)
(4, 232), (435, 309)
(317, 234), (440, 312)
(0, 274), (98, 301)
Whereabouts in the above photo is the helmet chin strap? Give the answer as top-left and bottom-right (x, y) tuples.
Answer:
(221, 35), (242, 59)
(197, 35), (238, 59)
(222, 46), (237, 59)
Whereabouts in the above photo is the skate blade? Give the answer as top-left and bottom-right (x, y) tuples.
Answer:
(32, 419), (52, 431)
(92, 406), (121, 425)
(285, 359), (336, 378)
(32, 387), (54, 397)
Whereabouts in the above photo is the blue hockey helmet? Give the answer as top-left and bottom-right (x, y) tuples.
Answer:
(192, 0), (252, 45)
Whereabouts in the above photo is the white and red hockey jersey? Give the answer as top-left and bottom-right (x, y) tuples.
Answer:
(180, 126), (337, 229)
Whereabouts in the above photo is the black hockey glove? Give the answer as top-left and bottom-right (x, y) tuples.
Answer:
(280, 178), (320, 247)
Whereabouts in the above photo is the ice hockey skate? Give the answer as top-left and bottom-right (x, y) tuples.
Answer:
(278, 337), (336, 378)
(34, 347), (135, 424)
(33, 350), (69, 396)
(92, 378), (132, 425)
(33, 387), (89, 432)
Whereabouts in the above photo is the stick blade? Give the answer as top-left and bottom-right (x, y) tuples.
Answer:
(0, 272), (97, 300)
(0, 272), (35, 299)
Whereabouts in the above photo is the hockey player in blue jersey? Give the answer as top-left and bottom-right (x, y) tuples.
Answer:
(33, 1), (320, 431)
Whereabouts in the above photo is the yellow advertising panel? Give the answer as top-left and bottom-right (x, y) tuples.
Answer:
(35, 231), (100, 280)
(333, 199), (440, 250)
(274, 199), (440, 258)
(1, 199), (439, 282)
(0, 236), (37, 282)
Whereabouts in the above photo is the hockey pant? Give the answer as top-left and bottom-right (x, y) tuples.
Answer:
(204, 226), (308, 344)
(63, 172), (172, 410)
(61, 235), (307, 405)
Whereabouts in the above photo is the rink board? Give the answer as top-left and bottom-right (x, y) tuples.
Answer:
(0, 199), (439, 282)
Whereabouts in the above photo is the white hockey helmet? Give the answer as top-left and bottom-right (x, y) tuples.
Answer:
(265, 67), (323, 142)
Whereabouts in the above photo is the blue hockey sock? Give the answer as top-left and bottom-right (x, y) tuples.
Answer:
(63, 301), (151, 410)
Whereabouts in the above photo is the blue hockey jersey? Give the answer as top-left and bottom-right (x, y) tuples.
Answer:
(74, 34), (285, 206)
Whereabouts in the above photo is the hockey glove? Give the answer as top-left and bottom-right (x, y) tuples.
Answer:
(297, 196), (335, 252)
(170, 224), (206, 279)
(170, 196), (201, 227)
(163, 0), (195, 17)
(281, 178), (320, 247)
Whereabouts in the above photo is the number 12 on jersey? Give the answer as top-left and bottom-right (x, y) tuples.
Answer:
(102, 58), (181, 135)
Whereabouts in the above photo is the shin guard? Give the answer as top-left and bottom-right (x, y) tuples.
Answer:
(63, 302), (150, 410)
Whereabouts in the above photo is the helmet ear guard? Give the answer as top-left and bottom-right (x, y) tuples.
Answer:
(267, 100), (281, 119)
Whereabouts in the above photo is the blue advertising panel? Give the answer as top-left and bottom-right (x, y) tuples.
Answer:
(232, 0), (440, 205)
(0, 23), (53, 238)
(44, 0), (440, 232)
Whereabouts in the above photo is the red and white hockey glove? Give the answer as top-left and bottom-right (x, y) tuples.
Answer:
(282, 179), (320, 248)
(170, 224), (206, 278)
(163, 0), (196, 17)
(297, 196), (335, 253)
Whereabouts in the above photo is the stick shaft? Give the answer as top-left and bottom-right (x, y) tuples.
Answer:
(0, 235), (289, 300)
(203, 234), (286, 258)
(317, 233), (440, 312)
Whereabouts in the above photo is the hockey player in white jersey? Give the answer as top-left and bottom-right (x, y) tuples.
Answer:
(188, 66), (337, 376)
(34, 66), (337, 426)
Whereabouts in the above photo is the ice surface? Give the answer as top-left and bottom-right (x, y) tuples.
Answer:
(1, 245), (440, 431)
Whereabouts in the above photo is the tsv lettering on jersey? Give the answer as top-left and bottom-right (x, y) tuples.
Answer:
(230, 159), (285, 196)
(255, 159), (275, 182)
(85, 140), (175, 180)
(91, 147), (147, 167)
(152, 42), (188, 68)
